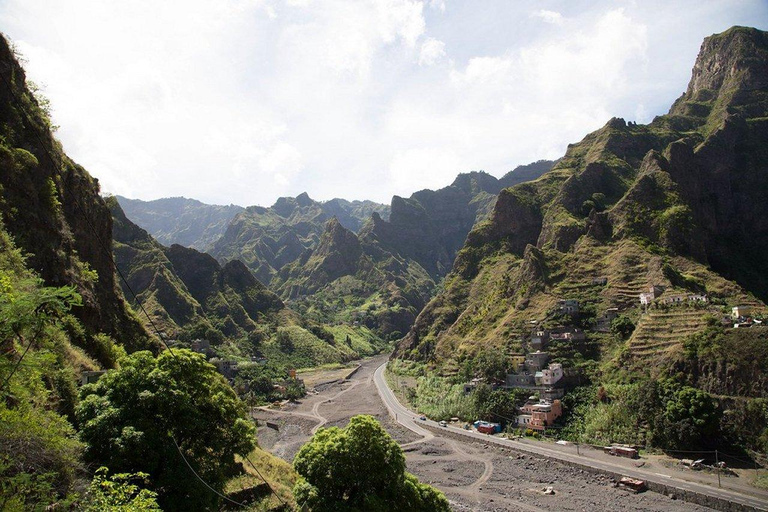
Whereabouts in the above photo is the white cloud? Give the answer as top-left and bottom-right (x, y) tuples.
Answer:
(419, 37), (446, 66)
(0, 2), (763, 207)
(429, 0), (446, 13)
(531, 9), (564, 25)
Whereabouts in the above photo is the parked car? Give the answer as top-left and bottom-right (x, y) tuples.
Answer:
(419, 415), (426, 421)
(439, 420), (447, 427)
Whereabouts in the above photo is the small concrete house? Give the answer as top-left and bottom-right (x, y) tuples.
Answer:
(525, 351), (549, 372)
(518, 399), (563, 430)
(535, 363), (563, 386)
(549, 327), (585, 342)
(80, 370), (106, 386)
(530, 331), (549, 350)
(640, 285), (665, 305)
(732, 305), (753, 320)
(558, 299), (580, 315)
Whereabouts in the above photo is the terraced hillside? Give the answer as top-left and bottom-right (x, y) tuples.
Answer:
(628, 306), (714, 361)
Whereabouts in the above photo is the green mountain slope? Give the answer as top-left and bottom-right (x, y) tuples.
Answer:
(110, 199), (387, 366)
(364, 163), (554, 279)
(210, 192), (389, 284)
(0, 35), (150, 352)
(116, 195), (244, 251)
(275, 217), (435, 338)
(398, 26), (768, 367)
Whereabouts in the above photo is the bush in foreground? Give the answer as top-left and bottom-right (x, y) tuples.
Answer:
(293, 415), (449, 511)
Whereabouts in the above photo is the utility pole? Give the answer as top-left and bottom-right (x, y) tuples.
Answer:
(715, 449), (721, 488)
(576, 443), (580, 456)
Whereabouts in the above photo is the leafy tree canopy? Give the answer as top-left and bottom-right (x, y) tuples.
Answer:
(293, 415), (449, 512)
(81, 467), (160, 511)
(76, 349), (256, 511)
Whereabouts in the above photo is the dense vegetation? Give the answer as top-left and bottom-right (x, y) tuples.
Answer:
(293, 415), (450, 511)
(77, 349), (257, 510)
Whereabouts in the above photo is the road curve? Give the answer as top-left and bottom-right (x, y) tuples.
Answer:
(373, 361), (768, 511)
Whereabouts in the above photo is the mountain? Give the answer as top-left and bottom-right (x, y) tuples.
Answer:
(110, 198), (387, 366)
(116, 195), (244, 251)
(110, 198), (283, 339)
(210, 164), (552, 340)
(362, 162), (554, 279)
(0, 35), (151, 354)
(275, 217), (435, 337)
(398, 26), (768, 364)
(210, 192), (390, 284)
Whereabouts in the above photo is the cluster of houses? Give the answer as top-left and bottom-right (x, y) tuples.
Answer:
(517, 397), (563, 430)
(731, 305), (763, 328)
(463, 325), (579, 431)
(638, 285), (707, 307)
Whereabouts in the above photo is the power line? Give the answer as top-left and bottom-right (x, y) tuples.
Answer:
(0, 60), (288, 510)
(172, 436), (248, 508)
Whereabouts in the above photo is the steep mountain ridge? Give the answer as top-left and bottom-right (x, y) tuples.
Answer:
(363, 162), (554, 278)
(110, 198), (388, 366)
(275, 217), (434, 337)
(398, 26), (768, 363)
(0, 34), (150, 352)
(210, 193), (389, 284)
(116, 195), (244, 252)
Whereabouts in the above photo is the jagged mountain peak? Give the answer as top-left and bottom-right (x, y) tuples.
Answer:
(685, 26), (768, 98)
(315, 216), (361, 258)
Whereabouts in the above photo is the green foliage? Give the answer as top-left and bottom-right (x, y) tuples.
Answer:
(76, 349), (256, 510)
(81, 467), (160, 511)
(472, 347), (508, 381)
(293, 415), (449, 511)
(411, 374), (475, 420)
(472, 384), (517, 425)
(0, 227), (90, 510)
(562, 379), (722, 450)
(611, 315), (635, 339)
(0, 407), (82, 511)
(658, 386), (721, 450)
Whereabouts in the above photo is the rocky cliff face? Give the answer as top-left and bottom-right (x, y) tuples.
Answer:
(397, 27), (768, 362)
(110, 198), (283, 341)
(0, 34), (150, 351)
(362, 163), (554, 279)
(116, 195), (244, 252)
(210, 192), (389, 284)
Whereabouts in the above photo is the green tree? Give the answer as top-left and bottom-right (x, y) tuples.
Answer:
(76, 349), (256, 510)
(473, 384), (517, 425)
(474, 347), (507, 382)
(611, 315), (636, 339)
(81, 467), (160, 511)
(658, 387), (720, 449)
(293, 415), (449, 511)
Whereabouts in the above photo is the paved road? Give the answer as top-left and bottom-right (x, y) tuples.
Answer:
(373, 362), (768, 511)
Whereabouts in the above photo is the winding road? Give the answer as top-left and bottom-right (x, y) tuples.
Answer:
(373, 361), (768, 511)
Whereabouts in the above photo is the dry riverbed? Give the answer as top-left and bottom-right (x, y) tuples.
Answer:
(253, 356), (713, 511)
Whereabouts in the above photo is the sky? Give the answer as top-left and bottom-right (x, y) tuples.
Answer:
(1, 1), (767, 207)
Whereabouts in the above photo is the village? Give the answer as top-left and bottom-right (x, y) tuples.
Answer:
(458, 278), (764, 454)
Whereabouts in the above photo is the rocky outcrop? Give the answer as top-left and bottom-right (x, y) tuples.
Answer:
(210, 192), (389, 284)
(110, 198), (283, 341)
(364, 164), (554, 279)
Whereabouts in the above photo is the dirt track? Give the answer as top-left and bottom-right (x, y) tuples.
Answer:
(253, 356), (712, 511)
